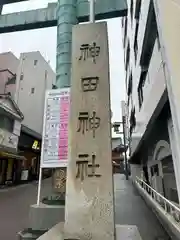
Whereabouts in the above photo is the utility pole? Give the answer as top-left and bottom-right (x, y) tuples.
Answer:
(89, 0), (96, 23)
(121, 101), (128, 180)
(122, 115), (128, 180)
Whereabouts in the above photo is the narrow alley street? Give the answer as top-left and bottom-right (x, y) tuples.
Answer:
(114, 174), (169, 240)
(0, 178), (51, 240)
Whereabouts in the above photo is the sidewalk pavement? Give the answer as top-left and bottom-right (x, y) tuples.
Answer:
(0, 177), (52, 240)
(0, 177), (50, 193)
(114, 174), (170, 240)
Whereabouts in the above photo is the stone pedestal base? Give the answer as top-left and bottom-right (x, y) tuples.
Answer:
(18, 204), (65, 240)
(37, 223), (142, 240)
(18, 229), (46, 240)
(29, 203), (65, 231)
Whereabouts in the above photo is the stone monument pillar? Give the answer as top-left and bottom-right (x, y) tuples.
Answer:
(64, 22), (115, 240)
(37, 20), (142, 240)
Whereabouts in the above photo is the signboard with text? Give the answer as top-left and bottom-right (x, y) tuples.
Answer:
(40, 88), (70, 168)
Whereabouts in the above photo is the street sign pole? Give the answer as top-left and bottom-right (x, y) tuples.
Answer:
(121, 101), (128, 180)
(122, 116), (128, 180)
(37, 167), (42, 206)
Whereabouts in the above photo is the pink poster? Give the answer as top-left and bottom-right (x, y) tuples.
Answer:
(58, 93), (70, 161)
(41, 88), (70, 168)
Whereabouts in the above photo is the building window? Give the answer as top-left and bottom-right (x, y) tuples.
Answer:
(52, 84), (57, 89)
(123, 17), (128, 48)
(125, 42), (130, 71)
(31, 87), (35, 94)
(130, 0), (134, 22)
(34, 60), (38, 66)
(130, 107), (136, 136)
(45, 70), (48, 80)
(121, 17), (124, 28)
(125, 70), (128, 91)
(140, 1), (158, 69)
(134, 20), (139, 62)
(137, 69), (147, 109)
(0, 115), (14, 132)
(127, 73), (133, 96)
(157, 35), (161, 50)
(135, 0), (142, 20)
(20, 74), (24, 80)
(138, 85), (143, 109)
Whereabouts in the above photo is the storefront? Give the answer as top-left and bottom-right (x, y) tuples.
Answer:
(0, 152), (25, 185)
(18, 131), (41, 181)
(0, 94), (24, 186)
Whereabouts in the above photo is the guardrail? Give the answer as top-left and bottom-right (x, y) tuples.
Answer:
(136, 177), (180, 223)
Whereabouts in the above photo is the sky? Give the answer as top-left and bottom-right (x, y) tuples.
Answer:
(1, 0), (126, 136)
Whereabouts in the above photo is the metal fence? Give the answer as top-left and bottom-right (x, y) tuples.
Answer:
(136, 177), (180, 223)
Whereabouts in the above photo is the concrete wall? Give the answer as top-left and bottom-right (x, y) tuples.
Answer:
(5, 79), (16, 98)
(0, 70), (12, 93)
(0, 52), (19, 73)
(152, 0), (180, 204)
(0, 51), (55, 136)
(143, 117), (170, 163)
(15, 51), (55, 135)
(130, 164), (142, 181)
(122, 0), (167, 156)
(0, 52), (19, 98)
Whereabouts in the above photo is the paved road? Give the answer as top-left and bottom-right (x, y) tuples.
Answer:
(0, 178), (51, 240)
(0, 174), (170, 240)
(114, 174), (170, 240)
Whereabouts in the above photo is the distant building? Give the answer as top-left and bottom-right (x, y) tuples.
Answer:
(111, 137), (125, 174)
(0, 51), (55, 184)
(0, 51), (55, 136)
(15, 51), (55, 136)
(121, 0), (179, 203)
(0, 52), (19, 98)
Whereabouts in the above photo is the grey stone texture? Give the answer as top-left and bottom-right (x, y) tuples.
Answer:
(29, 203), (64, 231)
(65, 22), (114, 240)
(38, 223), (142, 240)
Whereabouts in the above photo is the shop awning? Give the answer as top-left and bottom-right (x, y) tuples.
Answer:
(0, 152), (27, 160)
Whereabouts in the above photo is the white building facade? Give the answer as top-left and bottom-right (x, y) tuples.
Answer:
(15, 51), (55, 136)
(0, 51), (56, 137)
(121, 0), (180, 204)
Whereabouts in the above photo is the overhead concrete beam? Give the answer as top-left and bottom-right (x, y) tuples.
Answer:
(0, 3), (57, 33)
(77, 0), (127, 22)
(0, 0), (127, 33)
(2, 0), (27, 4)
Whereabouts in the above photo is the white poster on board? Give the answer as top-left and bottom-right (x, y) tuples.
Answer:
(40, 88), (70, 168)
